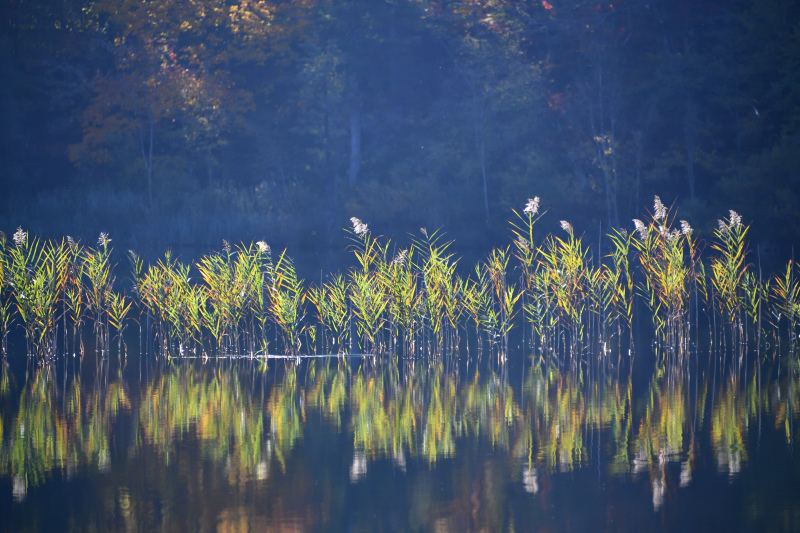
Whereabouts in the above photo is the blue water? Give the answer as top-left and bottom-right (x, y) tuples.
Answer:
(1, 344), (799, 532)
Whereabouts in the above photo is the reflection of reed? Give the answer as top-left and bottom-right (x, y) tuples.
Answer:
(631, 367), (700, 477)
(710, 374), (749, 478)
(138, 364), (274, 477)
(4, 356), (800, 515)
(343, 362), (519, 464)
(521, 366), (633, 475)
(0, 363), (128, 499)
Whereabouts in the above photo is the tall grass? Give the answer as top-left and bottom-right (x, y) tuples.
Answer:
(538, 222), (589, 355)
(307, 273), (350, 353)
(710, 212), (749, 348)
(0, 232), (14, 356)
(3, 195), (799, 363)
(6, 230), (67, 359)
(630, 198), (696, 349)
(347, 219), (389, 353)
(83, 234), (114, 354)
(412, 228), (463, 356)
(771, 260), (800, 350)
(381, 248), (421, 355)
(267, 250), (306, 355)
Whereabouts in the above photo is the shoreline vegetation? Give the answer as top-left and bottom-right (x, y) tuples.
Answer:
(0, 196), (797, 363)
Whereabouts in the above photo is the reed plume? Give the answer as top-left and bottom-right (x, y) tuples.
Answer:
(630, 198), (693, 344)
(710, 211), (749, 344)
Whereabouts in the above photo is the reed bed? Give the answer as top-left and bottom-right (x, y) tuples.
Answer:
(2, 196), (800, 364)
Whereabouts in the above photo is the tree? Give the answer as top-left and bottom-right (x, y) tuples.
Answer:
(69, 0), (311, 204)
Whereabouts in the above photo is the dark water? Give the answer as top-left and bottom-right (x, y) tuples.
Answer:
(1, 346), (800, 532)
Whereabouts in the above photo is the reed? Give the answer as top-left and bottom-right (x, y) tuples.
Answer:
(538, 221), (589, 355)
(0, 232), (13, 356)
(267, 250), (306, 355)
(224, 242), (267, 356)
(607, 229), (634, 347)
(742, 270), (768, 348)
(512, 198), (555, 355)
(413, 228), (459, 354)
(379, 248), (421, 355)
(83, 234), (114, 353)
(484, 247), (520, 360)
(510, 197), (544, 285)
(348, 219), (389, 353)
(710, 212), (749, 346)
(523, 266), (557, 355)
(253, 242), (273, 354)
(6, 229), (67, 359)
(630, 198), (693, 347)
(196, 246), (244, 355)
(771, 260), (799, 350)
(127, 250), (145, 354)
(3, 195), (799, 363)
(107, 290), (132, 357)
(473, 263), (500, 350)
(63, 238), (87, 357)
(307, 274), (350, 353)
(138, 251), (183, 355)
(586, 261), (615, 349)
(460, 273), (487, 349)
(160, 259), (196, 354)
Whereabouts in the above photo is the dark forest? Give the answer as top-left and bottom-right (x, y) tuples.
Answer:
(2, 0), (799, 261)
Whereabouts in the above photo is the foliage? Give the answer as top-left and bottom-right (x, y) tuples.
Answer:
(5, 196), (800, 362)
(8, 0), (800, 252)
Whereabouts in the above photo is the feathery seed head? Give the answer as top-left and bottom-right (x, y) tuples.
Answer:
(560, 220), (573, 234)
(680, 220), (692, 236)
(619, 228), (628, 239)
(98, 232), (111, 248)
(633, 219), (647, 240)
(717, 219), (729, 235)
(67, 236), (77, 249)
(654, 196), (667, 221)
(729, 210), (742, 228)
(668, 229), (681, 242)
(393, 249), (408, 267)
(523, 197), (540, 216)
(223, 240), (231, 253)
(256, 241), (271, 254)
(517, 236), (530, 251)
(420, 227), (428, 238)
(13, 227), (27, 247)
(350, 217), (368, 237)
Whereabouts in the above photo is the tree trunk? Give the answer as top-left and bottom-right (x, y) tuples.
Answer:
(139, 112), (154, 209)
(684, 97), (697, 201)
(348, 77), (361, 188)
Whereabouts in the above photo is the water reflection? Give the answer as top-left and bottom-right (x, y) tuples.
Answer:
(1, 356), (800, 529)
(0, 361), (128, 500)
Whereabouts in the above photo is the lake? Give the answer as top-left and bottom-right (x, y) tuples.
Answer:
(2, 341), (799, 532)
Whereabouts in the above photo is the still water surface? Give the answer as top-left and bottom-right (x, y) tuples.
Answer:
(1, 348), (800, 532)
